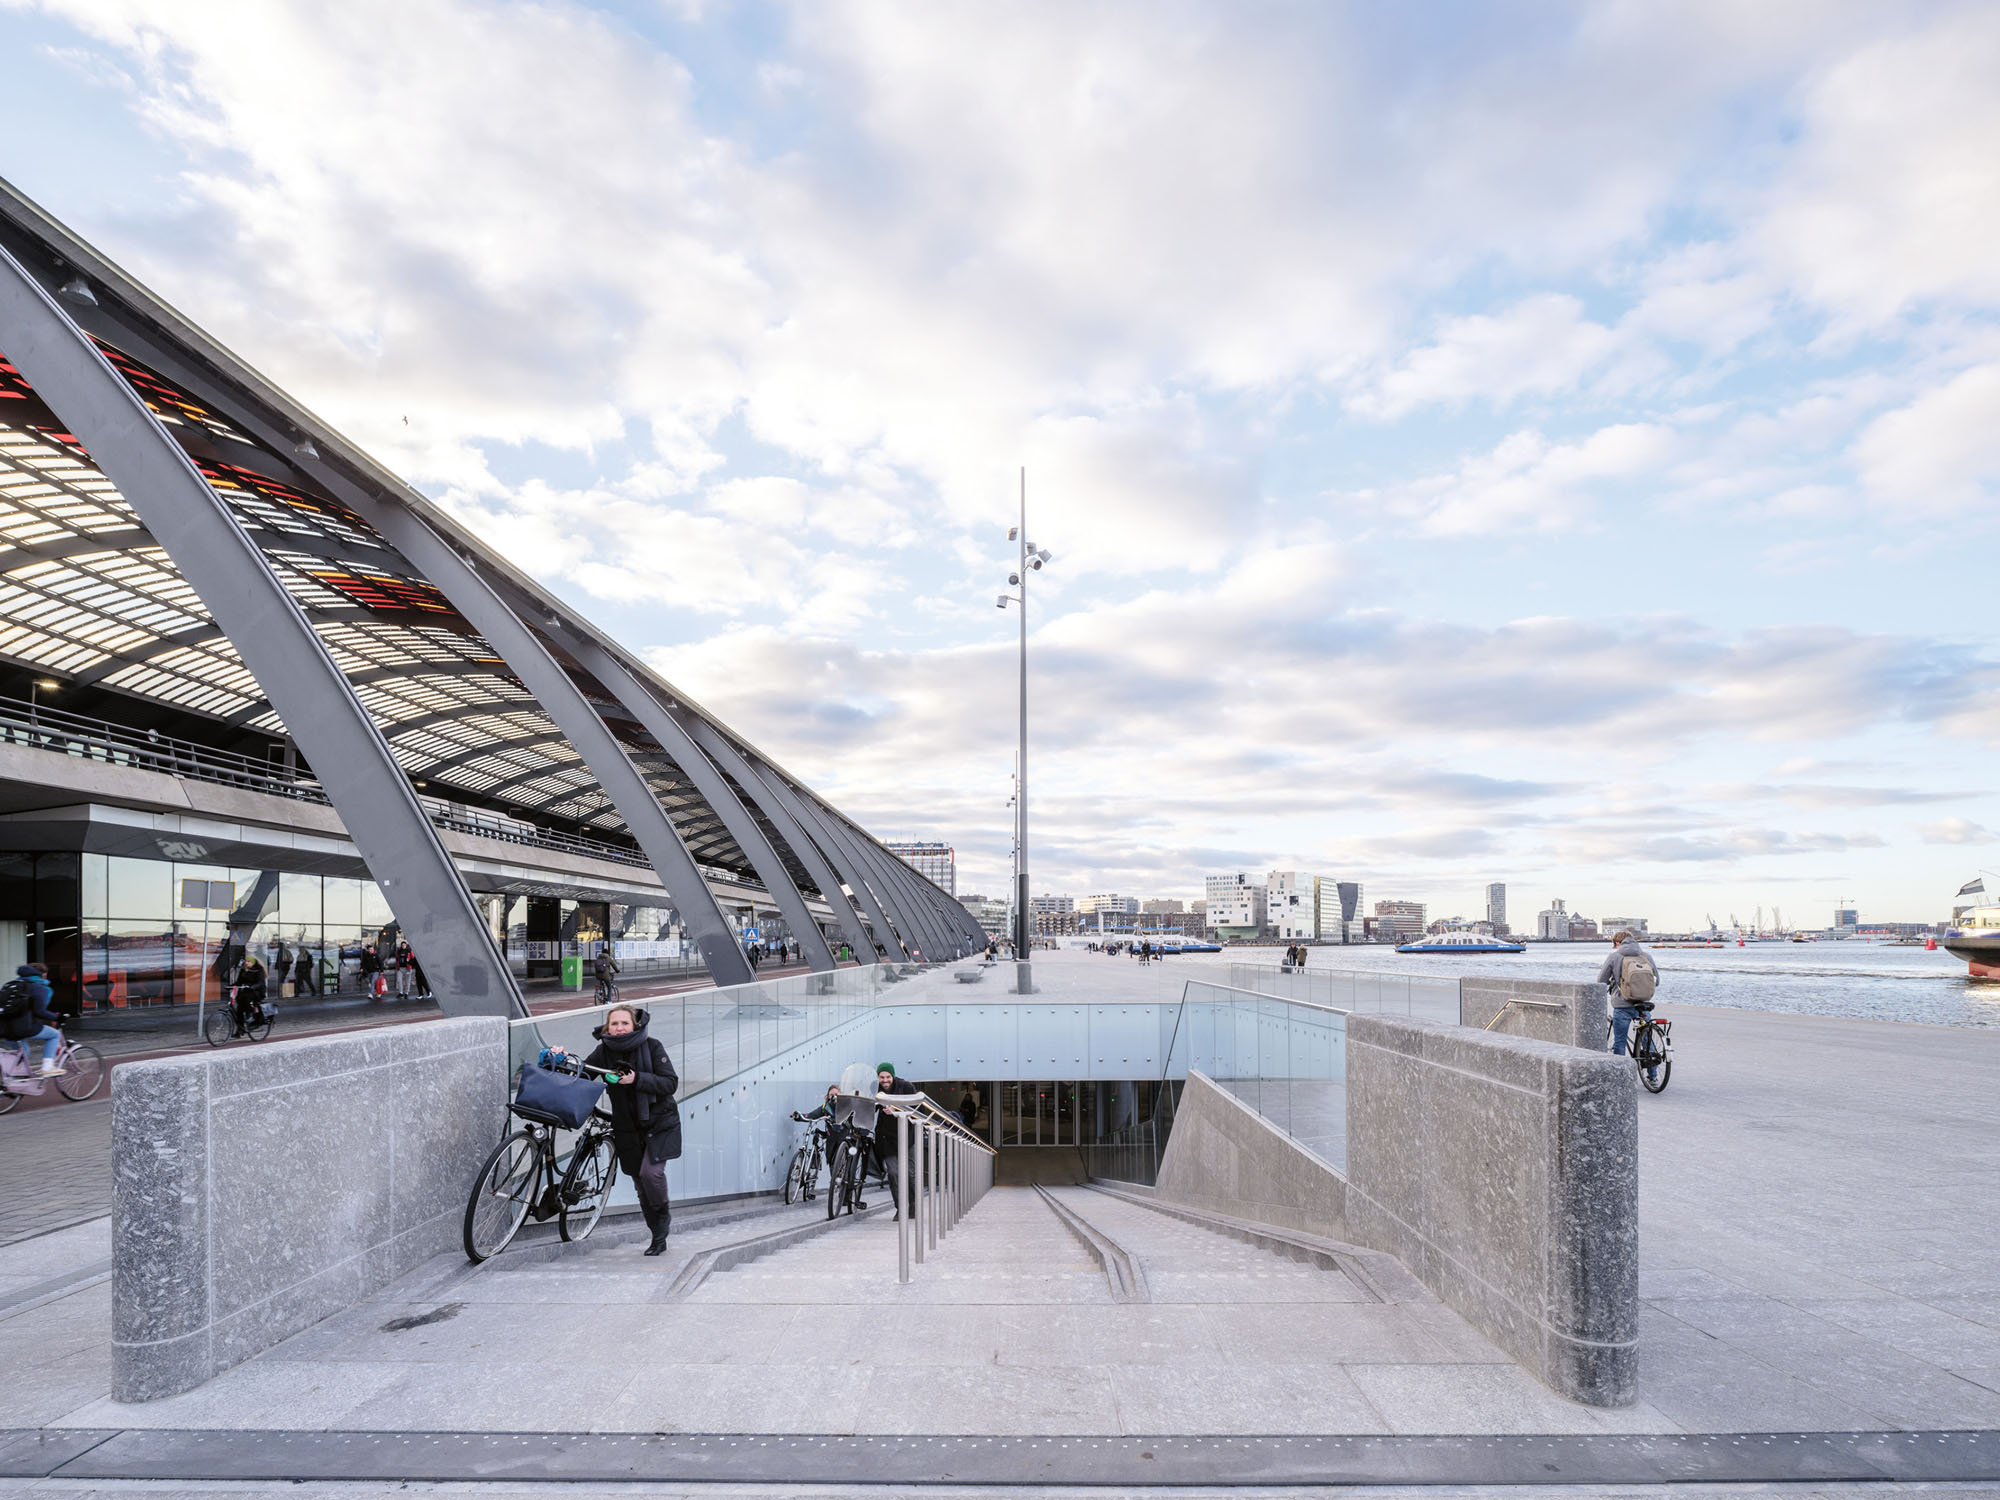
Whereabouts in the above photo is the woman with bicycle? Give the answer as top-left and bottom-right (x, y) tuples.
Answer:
(583, 1004), (680, 1255)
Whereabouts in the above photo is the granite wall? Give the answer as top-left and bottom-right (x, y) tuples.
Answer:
(1344, 1012), (1636, 1407)
(112, 1016), (509, 1401)
(1152, 1071), (1347, 1239)
(1458, 976), (1608, 1051)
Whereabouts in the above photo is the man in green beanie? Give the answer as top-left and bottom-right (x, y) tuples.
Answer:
(873, 1061), (921, 1218)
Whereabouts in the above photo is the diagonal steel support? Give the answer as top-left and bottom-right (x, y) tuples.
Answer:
(676, 715), (876, 964)
(855, 825), (953, 959)
(0, 246), (523, 1017)
(364, 511), (757, 990)
(822, 807), (945, 960)
(556, 639), (837, 973)
(737, 759), (911, 961)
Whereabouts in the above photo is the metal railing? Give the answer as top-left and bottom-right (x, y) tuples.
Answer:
(886, 1091), (996, 1283)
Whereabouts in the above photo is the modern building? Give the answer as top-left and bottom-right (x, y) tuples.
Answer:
(1205, 873), (1266, 939)
(1600, 916), (1648, 937)
(885, 840), (955, 897)
(1486, 882), (1507, 933)
(1538, 900), (1571, 940)
(1266, 870), (1322, 942)
(1835, 906), (1859, 932)
(0, 180), (982, 1017)
(1031, 894), (1074, 916)
(1328, 880), (1364, 943)
(1078, 893), (1138, 917)
(960, 893), (1010, 937)
(1372, 900), (1426, 942)
(1140, 898), (1183, 915)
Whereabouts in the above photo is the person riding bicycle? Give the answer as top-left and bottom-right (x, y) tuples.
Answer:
(0, 963), (62, 1077)
(583, 1003), (680, 1256)
(1596, 930), (1659, 1057)
(592, 944), (620, 1000)
(232, 955), (270, 1028)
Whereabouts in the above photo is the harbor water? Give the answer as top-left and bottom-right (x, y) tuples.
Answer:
(1157, 940), (2000, 1030)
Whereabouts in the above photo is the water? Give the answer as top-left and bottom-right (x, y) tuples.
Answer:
(1156, 940), (2000, 1030)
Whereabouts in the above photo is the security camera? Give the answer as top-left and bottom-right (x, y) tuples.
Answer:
(1029, 558), (1042, 570)
(1008, 573), (1020, 585)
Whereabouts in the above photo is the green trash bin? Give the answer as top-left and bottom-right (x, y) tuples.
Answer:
(560, 954), (583, 990)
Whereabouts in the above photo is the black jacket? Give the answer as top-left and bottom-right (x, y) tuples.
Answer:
(873, 1075), (921, 1157)
(584, 1014), (681, 1160)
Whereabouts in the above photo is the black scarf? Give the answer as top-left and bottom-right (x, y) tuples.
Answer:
(592, 1011), (652, 1059)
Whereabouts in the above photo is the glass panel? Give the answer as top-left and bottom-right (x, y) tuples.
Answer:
(278, 873), (322, 934)
(81, 853), (108, 923)
(109, 855), (173, 922)
(324, 877), (362, 929)
(358, 878), (393, 932)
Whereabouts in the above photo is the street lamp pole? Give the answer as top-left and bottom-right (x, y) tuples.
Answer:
(1015, 468), (1032, 994)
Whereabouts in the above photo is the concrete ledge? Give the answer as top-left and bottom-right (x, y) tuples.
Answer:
(1152, 1068), (1347, 1239)
(111, 1016), (508, 1401)
(1345, 1012), (1636, 1407)
(1459, 976), (1606, 1051)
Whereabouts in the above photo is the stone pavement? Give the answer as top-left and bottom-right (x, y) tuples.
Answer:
(0, 1102), (110, 1245)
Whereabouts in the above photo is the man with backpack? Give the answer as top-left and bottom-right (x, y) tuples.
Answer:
(0, 963), (63, 1076)
(1596, 929), (1659, 1057)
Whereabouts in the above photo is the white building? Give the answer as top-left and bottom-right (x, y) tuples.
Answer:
(884, 840), (955, 896)
(1327, 880), (1364, 943)
(1206, 873), (1267, 938)
(1538, 899), (1570, 940)
(1266, 871), (1322, 942)
(1031, 894), (1074, 916)
(1078, 894), (1139, 917)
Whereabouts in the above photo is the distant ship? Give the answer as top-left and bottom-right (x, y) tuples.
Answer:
(1396, 931), (1526, 955)
(1945, 877), (2000, 979)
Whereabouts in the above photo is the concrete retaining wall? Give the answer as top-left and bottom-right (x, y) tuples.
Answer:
(1459, 976), (1606, 1051)
(1153, 1071), (1347, 1239)
(112, 1016), (508, 1401)
(1344, 1013), (1636, 1406)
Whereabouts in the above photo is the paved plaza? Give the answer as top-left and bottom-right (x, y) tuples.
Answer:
(1, 955), (1997, 1488)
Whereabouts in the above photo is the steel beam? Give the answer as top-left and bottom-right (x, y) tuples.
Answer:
(817, 804), (941, 960)
(0, 246), (523, 1017)
(738, 757), (911, 961)
(362, 509), (756, 989)
(678, 715), (878, 964)
(856, 826), (952, 959)
(558, 639), (837, 973)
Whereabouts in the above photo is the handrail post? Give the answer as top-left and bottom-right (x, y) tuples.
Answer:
(926, 1123), (939, 1253)
(897, 1109), (910, 1284)
(911, 1120), (925, 1265)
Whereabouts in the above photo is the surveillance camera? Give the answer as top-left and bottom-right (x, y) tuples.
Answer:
(1029, 558), (1042, 570)
(1037, 549), (1052, 563)
(1008, 573), (1020, 585)
(1007, 527), (1018, 540)
(996, 595), (1008, 608)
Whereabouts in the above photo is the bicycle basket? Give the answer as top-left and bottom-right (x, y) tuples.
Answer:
(513, 1061), (605, 1129)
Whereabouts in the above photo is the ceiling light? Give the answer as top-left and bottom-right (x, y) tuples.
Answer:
(293, 436), (320, 461)
(57, 277), (96, 307)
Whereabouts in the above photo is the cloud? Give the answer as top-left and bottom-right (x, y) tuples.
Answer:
(1851, 363), (2000, 515)
(1375, 422), (1678, 536)
(1920, 818), (1997, 845)
(1351, 295), (1622, 420)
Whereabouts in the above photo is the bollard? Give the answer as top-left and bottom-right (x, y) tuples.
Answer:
(897, 1108), (911, 1284)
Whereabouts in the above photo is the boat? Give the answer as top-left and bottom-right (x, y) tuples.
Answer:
(1395, 931), (1525, 955)
(1944, 877), (2000, 980)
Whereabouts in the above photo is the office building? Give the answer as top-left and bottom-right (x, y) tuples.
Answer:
(1372, 900), (1426, 942)
(885, 841), (955, 897)
(1538, 900), (1571, 941)
(1486, 883), (1507, 933)
(1206, 873), (1267, 939)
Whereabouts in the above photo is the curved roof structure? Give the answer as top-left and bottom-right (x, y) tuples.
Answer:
(0, 176), (981, 1013)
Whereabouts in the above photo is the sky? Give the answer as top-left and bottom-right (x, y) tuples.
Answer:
(3, 0), (1998, 930)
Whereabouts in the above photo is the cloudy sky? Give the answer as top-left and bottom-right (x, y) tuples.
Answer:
(5, 0), (1998, 929)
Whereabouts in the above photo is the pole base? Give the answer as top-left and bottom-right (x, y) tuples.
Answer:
(1013, 961), (1035, 995)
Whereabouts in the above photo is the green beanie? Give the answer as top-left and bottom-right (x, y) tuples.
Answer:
(876, 1061), (896, 1075)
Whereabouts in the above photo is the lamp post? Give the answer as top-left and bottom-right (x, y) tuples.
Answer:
(996, 468), (1051, 995)
(28, 676), (58, 732)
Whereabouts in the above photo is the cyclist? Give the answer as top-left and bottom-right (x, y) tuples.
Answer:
(232, 954), (270, 1030)
(0, 963), (62, 1076)
(1596, 929), (1659, 1057)
(790, 1083), (846, 1187)
(593, 943), (620, 1003)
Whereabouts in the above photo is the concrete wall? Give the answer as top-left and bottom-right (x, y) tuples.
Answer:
(1344, 1013), (1636, 1407)
(112, 1016), (508, 1401)
(1153, 1070), (1347, 1239)
(1459, 976), (1606, 1052)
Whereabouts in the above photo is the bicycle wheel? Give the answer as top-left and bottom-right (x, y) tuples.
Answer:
(56, 1045), (104, 1101)
(0, 1086), (17, 1115)
(464, 1129), (540, 1262)
(559, 1131), (616, 1243)
(1637, 1027), (1671, 1093)
(803, 1145), (822, 1201)
(784, 1147), (808, 1204)
(245, 1010), (273, 1043)
(826, 1140), (850, 1220)
(202, 1008), (232, 1047)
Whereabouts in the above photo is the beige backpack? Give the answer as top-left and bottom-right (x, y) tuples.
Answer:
(1619, 956), (1657, 1004)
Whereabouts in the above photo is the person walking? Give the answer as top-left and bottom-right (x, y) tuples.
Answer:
(0, 963), (62, 1075)
(872, 1062), (922, 1218)
(585, 1004), (681, 1254)
(293, 944), (317, 997)
(393, 937), (414, 998)
(1596, 929), (1660, 1057)
(359, 941), (382, 1001)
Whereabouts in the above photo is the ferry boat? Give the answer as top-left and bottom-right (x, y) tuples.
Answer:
(1944, 877), (2000, 979)
(1395, 931), (1526, 955)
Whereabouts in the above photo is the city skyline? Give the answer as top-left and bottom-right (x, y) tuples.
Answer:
(7, 2), (1997, 932)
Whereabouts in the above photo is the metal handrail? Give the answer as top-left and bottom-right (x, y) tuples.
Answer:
(883, 1089), (995, 1284)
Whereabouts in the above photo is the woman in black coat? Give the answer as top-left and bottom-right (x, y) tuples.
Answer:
(584, 1004), (681, 1255)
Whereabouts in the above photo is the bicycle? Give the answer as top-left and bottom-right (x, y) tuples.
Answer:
(463, 1060), (618, 1262)
(0, 1031), (105, 1113)
(203, 991), (274, 1047)
(1611, 1002), (1673, 1093)
(784, 1122), (831, 1204)
(825, 1131), (882, 1220)
(594, 972), (617, 1006)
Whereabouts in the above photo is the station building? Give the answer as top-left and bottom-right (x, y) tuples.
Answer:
(0, 178), (980, 1019)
